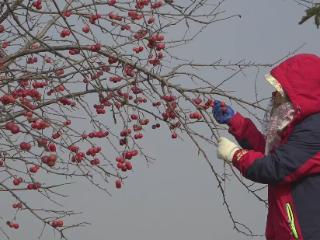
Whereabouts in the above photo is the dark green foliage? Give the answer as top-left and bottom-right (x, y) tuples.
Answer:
(299, 4), (320, 28)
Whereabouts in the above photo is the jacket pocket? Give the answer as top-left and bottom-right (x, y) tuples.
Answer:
(285, 203), (299, 239)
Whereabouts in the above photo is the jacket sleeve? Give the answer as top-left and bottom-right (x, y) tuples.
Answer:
(232, 113), (320, 185)
(228, 112), (266, 153)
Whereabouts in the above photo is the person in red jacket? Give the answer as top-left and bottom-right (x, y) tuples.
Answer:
(213, 53), (320, 240)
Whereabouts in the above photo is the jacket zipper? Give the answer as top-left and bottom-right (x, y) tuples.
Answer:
(285, 203), (299, 239)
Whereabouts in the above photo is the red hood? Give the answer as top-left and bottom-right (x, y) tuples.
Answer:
(271, 53), (320, 123)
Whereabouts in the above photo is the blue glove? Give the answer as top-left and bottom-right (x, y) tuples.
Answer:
(212, 100), (235, 124)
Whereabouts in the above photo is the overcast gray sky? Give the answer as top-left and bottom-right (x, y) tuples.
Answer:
(3, 0), (320, 239)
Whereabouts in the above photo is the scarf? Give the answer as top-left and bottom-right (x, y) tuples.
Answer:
(263, 102), (295, 154)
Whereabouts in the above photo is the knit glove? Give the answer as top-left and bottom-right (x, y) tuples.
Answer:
(212, 100), (235, 124)
(217, 137), (241, 163)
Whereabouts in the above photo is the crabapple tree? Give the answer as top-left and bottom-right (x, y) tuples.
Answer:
(0, 0), (270, 239)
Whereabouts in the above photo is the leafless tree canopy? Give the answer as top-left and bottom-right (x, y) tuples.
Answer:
(0, 0), (275, 239)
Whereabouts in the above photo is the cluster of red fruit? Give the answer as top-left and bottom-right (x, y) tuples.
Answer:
(59, 97), (76, 106)
(29, 165), (40, 173)
(47, 84), (65, 95)
(131, 85), (143, 94)
(63, 10), (72, 18)
(133, 96), (147, 104)
(37, 137), (48, 147)
(71, 152), (86, 163)
(87, 130), (109, 138)
(139, 118), (149, 125)
(86, 146), (102, 157)
(12, 202), (23, 209)
(91, 71), (104, 81)
(27, 56), (38, 64)
(32, 81), (48, 88)
(31, 119), (50, 130)
(2, 41), (9, 48)
(109, 75), (122, 83)
(94, 104), (106, 114)
(32, 0), (42, 10)
(116, 156), (133, 172)
(108, 12), (123, 21)
(5, 122), (20, 134)
(124, 65), (136, 77)
(51, 219), (64, 228)
(90, 43), (101, 52)
(90, 158), (100, 165)
(114, 149), (139, 176)
(133, 29), (148, 40)
(189, 112), (203, 120)
(6, 221), (19, 229)
(68, 145), (79, 153)
(152, 101), (162, 107)
(151, 123), (161, 129)
(123, 149), (139, 160)
(41, 154), (57, 167)
(134, 132), (144, 139)
(120, 24), (131, 31)
(119, 128), (131, 137)
(13, 177), (23, 186)
(0, 24), (5, 33)
(60, 28), (71, 38)
(133, 46), (144, 54)
(128, 10), (143, 20)
(27, 182), (41, 190)
(108, 55), (118, 64)
(147, 16), (155, 24)
(162, 101), (178, 121)
(52, 132), (61, 140)
(11, 88), (41, 101)
(151, 1), (163, 9)
(20, 142), (32, 151)
(108, 0), (117, 6)
(69, 48), (81, 55)
(132, 124), (143, 132)
(89, 13), (102, 24)
(135, 0), (150, 9)
(162, 95), (176, 102)
(0, 94), (16, 105)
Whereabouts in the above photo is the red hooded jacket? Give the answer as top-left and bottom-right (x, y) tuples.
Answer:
(228, 54), (320, 240)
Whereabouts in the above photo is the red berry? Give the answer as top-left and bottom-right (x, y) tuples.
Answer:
(20, 142), (32, 151)
(115, 179), (122, 189)
(0, 24), (5, 33)
(48, 143), (56, 152)
(30, 165), (39, 173)
(57, 220), (64, 227)
(147, 17), (155, 24)
(33, 182), (41, 189)
(12, 223), (19, 229)
(60, 28), (71, 38)
(64, 119), (71, 126)
(82, 24), (90, 33)
(52, 219), (64, 228)
(125, 161), (132, 170)
(116, 156), (124, 163)
(63, 10), (72, 17)
(171, 132), (177, 139)
(130, 114), (138, 120)
(108, 0), (117, 5)
(52, 132), (61, 139)
(13, 178), (21, 186)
